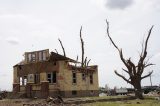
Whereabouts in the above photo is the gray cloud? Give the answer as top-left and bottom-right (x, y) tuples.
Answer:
(106, 0), (134, 10)
(6, 37), (20, 45)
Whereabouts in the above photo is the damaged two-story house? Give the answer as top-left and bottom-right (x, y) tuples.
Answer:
(13, 49), (99, 98)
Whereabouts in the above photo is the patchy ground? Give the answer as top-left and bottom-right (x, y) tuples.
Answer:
(0, 96), (160, 106)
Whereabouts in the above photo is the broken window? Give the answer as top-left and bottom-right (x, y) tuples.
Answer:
(31, 53), (36, 62)
(38, 51), (43, 61)
(42, 51), (46, 61)
(90, 74), (93, 84)
(34, 74), (40, 84)
(24, 76), (27, 85)
(72, 72), (77, 84)
(20, 77), (23, 85)
(28, 53), (36, 62)
(20, 76), (27, 86)
(28, 54), (32, 62)
(47, 72), (56, 83)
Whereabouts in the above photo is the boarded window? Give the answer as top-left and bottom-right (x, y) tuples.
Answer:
(34, 74), (40, 84)
(47, 72), (56, 83)
(72, 72), (77, 84)
(90, 74), (93, 84)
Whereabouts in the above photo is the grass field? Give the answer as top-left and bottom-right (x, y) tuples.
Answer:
(0, 96), (159, 106)
(84, 98), (160, 106)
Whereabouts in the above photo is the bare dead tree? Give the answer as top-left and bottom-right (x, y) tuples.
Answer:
(80, 26), (85, 67)
(106, 19), (154, 99)
(58, 38), (66, 57)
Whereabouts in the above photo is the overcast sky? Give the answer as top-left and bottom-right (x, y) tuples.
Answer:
(0, 0), (160, 91)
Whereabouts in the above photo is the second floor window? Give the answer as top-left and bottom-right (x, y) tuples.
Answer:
(43, 51), (46, 60)
(90, 74), (93, 84)
(38, 52), (43, 61)
(47, 72), (56, 83)
(28, 53), (36, 62)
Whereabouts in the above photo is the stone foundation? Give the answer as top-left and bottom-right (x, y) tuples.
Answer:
(25, 90), (99, 98)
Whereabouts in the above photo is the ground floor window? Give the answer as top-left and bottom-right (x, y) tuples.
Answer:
(34, 74), (40, 84)
(47, 71), (56, 83)
(20, 75), (27, 85)
(72, 90), (77, 95)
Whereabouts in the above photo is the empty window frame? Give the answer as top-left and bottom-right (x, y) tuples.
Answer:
(90, 74), (93, 84)
(34, 74), (40, 84)
(72, 72), (77, 84)
(47, 72), (56, 83)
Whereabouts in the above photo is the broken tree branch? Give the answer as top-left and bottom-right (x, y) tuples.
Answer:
(87, 59), (91, 66)
(58, 38), (66, 57)
(114, 70), (131, 84)
(80, 26), (84, 67)
(106, 19), (119, 51)
(141, 70), (153, 79)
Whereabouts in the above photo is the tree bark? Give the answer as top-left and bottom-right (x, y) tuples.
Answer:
(133, 80), (144, 99)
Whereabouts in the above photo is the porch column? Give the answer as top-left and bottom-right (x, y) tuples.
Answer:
(26, 82), (32, 98)
(40, 72), (49, 98)
(13, 67), (20, 92)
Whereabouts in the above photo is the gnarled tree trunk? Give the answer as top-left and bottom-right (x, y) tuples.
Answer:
(105, 19), (154, 99)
